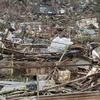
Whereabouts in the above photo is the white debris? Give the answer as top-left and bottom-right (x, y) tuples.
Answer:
(6, 32), (15, 41)
(48, 36), (73, 52)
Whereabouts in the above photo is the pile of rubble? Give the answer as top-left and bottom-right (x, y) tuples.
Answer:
(0, 0), (100, 100)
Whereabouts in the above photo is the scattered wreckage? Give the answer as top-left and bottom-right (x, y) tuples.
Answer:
(0, 26), (100, 100)
(0, 39), (100, 100)
(0, 1), (100, 100)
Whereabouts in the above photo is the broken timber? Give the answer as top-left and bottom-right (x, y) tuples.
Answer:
(7, 73), (100, 100)
(7, 91), (100, 100)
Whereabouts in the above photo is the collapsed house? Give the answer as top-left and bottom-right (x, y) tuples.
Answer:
(0, 0), (100, 100)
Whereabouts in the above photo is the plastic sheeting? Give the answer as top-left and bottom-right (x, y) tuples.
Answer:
(47, 36), (73, 52)
(84, 29), (96, 35)
(6, 32), (15, 41)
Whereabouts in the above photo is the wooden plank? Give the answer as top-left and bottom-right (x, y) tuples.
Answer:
(40, 92), (100, 100)
(7, 91), (100, 100)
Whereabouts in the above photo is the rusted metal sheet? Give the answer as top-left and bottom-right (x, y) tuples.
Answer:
(0, 61), (92, 69)
(0, 61), (78, 77)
